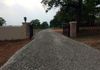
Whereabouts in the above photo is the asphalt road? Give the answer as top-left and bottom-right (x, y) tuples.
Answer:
(1, 29), (100, 70)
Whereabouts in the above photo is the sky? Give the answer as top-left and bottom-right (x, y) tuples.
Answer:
(0, 0), (59, 25)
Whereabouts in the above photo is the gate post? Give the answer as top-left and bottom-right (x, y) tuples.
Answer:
(69, 21), (77, 37)
(22, 22), (30, 39)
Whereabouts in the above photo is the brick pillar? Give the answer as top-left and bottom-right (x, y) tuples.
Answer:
(22, 22), (30, 38)
(69, 21), (77, 37)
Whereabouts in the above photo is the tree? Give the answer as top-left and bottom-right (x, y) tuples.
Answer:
(83, 0), (100, 26)
(50, 6), (76, 28)
(50, 19), (59, 28)
(30, 19), (40, 29)
(41, 0), (100, 27)
(50, 16), (61, 28)
(0, 17), (6, 26)
(41, 21), (49, 29)
(41, 0), (83, 33)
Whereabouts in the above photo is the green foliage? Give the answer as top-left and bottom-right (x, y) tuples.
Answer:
(0, 17), (6, 26)
(42, 0), (100, 27)
(30, 19), (49, 29)
(50, 13), (63, 28)
(41, 0), (83, 27)
(41, 0), (79, 12)
(50, 19), (60, 28)
(41, 21), (49, 29)
(82, 0), (100, 26)
(30, 19), (40, 29)
(49, 1), (79, 28)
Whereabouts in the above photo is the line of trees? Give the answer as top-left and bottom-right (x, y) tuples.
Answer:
(30, 19), (49, 29)
(0, 16), (49, 29)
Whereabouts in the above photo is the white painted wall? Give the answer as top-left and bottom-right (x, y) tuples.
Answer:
(0, 25), (28, 40)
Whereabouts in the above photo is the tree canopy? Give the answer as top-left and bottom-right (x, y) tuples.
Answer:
(42, 0), (100, 27)
(41, 0), (100, 12)
(41, 21), (49, 29)
(0, 17), (6, 26)
(50, 9), (71, 28)
(30, 19), (40, 29)
(30, 19), (49, 29)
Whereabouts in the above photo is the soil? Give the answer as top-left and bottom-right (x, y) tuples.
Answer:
(0, 39), (31, 67)
(73, 35), (100, 50)
(53, 28), (100, 50)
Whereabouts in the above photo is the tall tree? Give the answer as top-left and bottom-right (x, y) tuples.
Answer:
(41, 0), (100, 26)
(83, 0), (100, 26)
(41, 21), (49, 29)
(30, 19), (40, 29)
(50, 5), (77, 28)
(0, 17), (6, 26)
(41, 0), (83, 33)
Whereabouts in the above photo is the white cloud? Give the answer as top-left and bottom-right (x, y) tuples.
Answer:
(0, 0), (59, 25)
(3, 0), (42, 10)
(3, 0), (15, 6)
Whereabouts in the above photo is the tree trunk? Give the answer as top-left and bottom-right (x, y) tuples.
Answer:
(76, 0), (82, 33)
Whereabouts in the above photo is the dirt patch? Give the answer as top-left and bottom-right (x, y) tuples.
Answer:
(0, 39), (30, 67)
(53, 29), (100, 50)
(52, 29), (63, 34)
(72, 35), (100, 50)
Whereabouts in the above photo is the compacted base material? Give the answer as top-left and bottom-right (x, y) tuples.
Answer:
(1, 29), (100, 70)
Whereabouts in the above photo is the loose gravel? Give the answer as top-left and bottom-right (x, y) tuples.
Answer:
(1, 29), (100, 70)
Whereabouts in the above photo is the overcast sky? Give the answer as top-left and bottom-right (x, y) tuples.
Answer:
(0, 0), (59, 25)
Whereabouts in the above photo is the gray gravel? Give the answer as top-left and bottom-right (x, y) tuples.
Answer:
(0, 29), (100, 70)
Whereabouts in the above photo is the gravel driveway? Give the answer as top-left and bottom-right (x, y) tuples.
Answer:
(1, 29), (100, 70)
